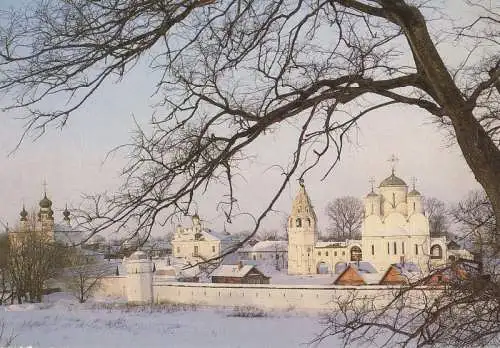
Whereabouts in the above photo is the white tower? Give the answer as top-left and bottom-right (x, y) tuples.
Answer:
(126, 251), (153, 304)
(287, 180), (318, 275)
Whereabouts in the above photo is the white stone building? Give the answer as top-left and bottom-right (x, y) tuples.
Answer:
(287, 181), (359, 274)
(171, 215), (240, 263)
(10, 192), (84, 246)
(238, 240), (288, 269)
(288, 170), (473, 275)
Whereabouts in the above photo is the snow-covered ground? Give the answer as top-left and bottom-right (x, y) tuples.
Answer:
(1, 293), (338, 348)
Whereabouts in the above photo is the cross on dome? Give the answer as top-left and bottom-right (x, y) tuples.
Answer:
(388, 154), (399, 174)
(42, 179), (48, 194)
(411, 177), (417, 190)
(369, 177), (375, 192)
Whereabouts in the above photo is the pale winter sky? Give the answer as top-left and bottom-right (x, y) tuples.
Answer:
(0, 1), (483, 237)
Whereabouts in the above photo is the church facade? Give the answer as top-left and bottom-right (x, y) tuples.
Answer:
(9, 192), (82, 246)
(172, 215), (240, 264)
(287, 170), (471, 275)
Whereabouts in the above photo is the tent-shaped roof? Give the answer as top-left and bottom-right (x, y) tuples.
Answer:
(379, 263), (421, 285)
(212, 264), (268, 279)
(333, 262), (380, 285)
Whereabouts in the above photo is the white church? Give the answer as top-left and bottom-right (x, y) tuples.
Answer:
(287, 168), (472, 275)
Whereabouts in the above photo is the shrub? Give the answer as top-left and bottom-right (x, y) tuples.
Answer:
(228, 306), (267, 318)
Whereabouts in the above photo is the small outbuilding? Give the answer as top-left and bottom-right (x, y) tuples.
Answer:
(379, 262), (420, 285)
(333, 262), (379, 286)
(211, 263), (270, 284)
(425, 259), (481, 285)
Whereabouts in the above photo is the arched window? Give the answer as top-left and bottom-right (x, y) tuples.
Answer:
(350, 246), (362, 261)
(306, 218), (311, 227)
(430, 245), (443, 259)
(296, 218), (302, 227)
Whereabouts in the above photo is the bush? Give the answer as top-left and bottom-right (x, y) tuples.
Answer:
(228, 306), (267, 318)
(89, 302), (197, 313)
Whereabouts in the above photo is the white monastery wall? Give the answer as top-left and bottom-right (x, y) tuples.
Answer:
(97, 264), (442, 311)
(151, 280), (401, 310)
(96, 276), (128, 298)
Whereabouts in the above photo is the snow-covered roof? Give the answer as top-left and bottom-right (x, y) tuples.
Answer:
(333, 262), (382, 285)
(315, 241), (347, 248)
(129, 251), (148, 260)
(336, 261), (377, 274)
(239, 240), (288, 253)
(53, 223), (86, 245)
(212, 264), (262, 278)
(393, 262), (420, 275)
(152, 258), (200, 278)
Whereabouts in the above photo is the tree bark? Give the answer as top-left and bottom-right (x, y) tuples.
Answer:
(388, 2), (500, 240)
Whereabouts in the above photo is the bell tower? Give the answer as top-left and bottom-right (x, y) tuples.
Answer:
(287, 180), (317, 275)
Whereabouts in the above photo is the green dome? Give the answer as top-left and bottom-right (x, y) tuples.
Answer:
(20, 206), (28, 220)
(408, 189), (421, 197)
(39, 193), (52, 209)
(63, 206), (70, 220)
(379, 173), (407, 187)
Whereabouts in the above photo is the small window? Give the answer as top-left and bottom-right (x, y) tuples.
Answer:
(387, 242), (390, 254)
(176, 247), (180, 253)
(371, 245), (374, 255)
(212, 246), (216, 253)
(276, 254), (279, 260)
(393, 242), (397, 255)
(402, 242), (405, 254)
(415, 244), (418, 255)
(194, 245), (199, 256)
(342, 251), (345, 256)
(430, 245), (443, 259)
(252, 255), (256, 261)
(296, 218), (302, 227)
(325, 251), (329, 257)
(306, 218), (311, 226)
(334, 251), (337, 257)
(318, 251), (321, 256)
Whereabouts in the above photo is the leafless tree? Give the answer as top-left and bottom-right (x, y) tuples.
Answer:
(257, 229), (285, 241)
(0, 0), (498, 345)
(8, 211), (69, 303)
(423, 197), (450, 238)
(0, 0), (498, 248)
(0, 233), (11, 304)
(326, 196), (364, 241)
(315, 261), (500, 347)
(63, 250), (113, 303)
(316, 193), (499, 347)
(450, 190), (497, 267)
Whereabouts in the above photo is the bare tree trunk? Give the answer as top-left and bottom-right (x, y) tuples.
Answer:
(394, 3), (500, 238)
